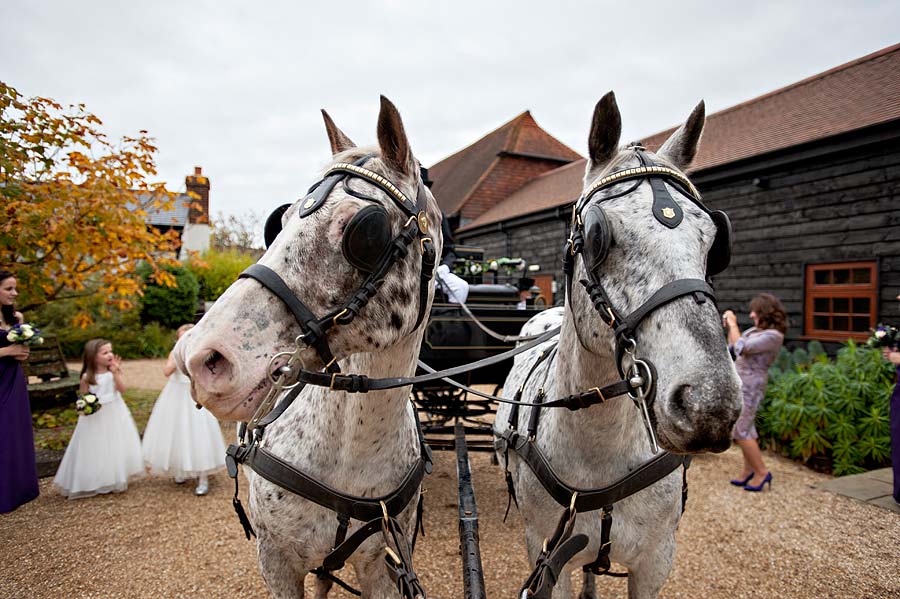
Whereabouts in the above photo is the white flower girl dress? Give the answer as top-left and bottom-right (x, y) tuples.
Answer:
(53, 371), (144, 499)
(141, 369), (225, 490)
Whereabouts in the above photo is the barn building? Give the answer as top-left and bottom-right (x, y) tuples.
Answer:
(430, 44), (900, 347)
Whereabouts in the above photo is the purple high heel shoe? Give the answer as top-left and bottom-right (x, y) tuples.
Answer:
(730, 473), (754, 486)
(744, 472), (772, 492)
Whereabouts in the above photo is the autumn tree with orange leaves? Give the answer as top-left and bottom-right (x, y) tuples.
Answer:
(0, 82), (182, 325)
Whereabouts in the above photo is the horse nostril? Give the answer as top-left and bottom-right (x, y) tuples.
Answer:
(204, 350), (226, 376)
(670, 384), (690, 417)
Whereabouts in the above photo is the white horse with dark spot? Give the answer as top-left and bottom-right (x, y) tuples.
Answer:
(494, 92), (741, 599)
(174, 97), (442, 599)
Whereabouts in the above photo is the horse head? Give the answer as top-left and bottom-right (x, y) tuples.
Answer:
(174, 97), (442, 421)
(570, 91), (741, 453)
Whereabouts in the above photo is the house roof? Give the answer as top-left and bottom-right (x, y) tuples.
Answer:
(131, 193), (192, 227)
(461, 43), (900, 232)
(641, 42), (900, 171)
(428, 111), (582, 216)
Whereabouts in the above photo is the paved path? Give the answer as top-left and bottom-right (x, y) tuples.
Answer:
(66, 358), (169, 390)
(818, 468), (899, 513)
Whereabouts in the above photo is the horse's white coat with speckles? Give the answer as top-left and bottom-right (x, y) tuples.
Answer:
(494, 94), (741, 599)
(176, 100), (442, 599)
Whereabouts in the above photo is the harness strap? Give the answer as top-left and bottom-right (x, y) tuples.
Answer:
(297, 327), (560, 392)
(582, 506), (627, 577)
(382, 516), (427, 599)
(232, 443), (425, 523)
(613, 278), (715, 341)
(240, 264), (340, 373)
(520, 503), (589, 599)
(497, 429), (688, 512)
(311, 568), (362, 596)
(419, 357), (633, 411)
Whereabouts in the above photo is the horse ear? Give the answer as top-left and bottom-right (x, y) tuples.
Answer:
(586, 91), (622, 179)
(321, 109), (356, 156)
(657, 100), (705, 170)
(377, 95), (414, 178)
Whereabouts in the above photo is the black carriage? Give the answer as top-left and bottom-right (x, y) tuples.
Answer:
(413, 246), (549, 450)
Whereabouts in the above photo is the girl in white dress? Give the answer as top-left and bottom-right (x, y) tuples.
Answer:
(141, 324), (225, 495)
(53, 339), (144, 499)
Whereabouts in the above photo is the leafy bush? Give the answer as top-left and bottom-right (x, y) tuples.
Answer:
(186, 248), (255, 302)
(138, 262), (199, 328)
(33, 293), (175, 359)
(758, 341), (894, 475)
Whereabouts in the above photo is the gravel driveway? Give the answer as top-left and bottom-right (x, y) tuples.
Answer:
(7, 363), (896, 598)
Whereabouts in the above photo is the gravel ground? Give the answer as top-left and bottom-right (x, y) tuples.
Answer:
(7, 362), (897, 598)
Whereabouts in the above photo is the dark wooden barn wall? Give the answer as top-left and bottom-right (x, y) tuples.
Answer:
(700, 134), (900, 341)
(458, 128), (900, 344)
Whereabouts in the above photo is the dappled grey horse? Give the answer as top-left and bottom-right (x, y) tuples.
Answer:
(495, 92), (741, 599)
(174, 97), (442, 599)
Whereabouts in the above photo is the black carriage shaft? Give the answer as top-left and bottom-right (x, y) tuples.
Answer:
(455, 421), (487, 599)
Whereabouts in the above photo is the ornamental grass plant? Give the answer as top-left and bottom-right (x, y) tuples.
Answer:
(758, 340), (893, 475)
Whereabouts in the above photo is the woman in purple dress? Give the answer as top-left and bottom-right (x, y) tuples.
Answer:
(882, 292), (900, 505)
(0, 270), (40, 513)
(723, 293), (787, 492)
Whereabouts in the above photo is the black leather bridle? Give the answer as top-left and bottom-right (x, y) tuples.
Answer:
(241, 153), (436, 379)
(225, 154), (436, 598)
(561, 143), (732, 451)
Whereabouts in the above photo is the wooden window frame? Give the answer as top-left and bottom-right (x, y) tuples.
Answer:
(803, 261), (878, 342)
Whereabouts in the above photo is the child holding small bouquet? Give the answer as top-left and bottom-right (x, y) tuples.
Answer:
(53, 339), (144, 499)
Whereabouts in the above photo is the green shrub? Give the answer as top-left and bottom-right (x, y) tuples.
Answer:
(33, 294), (175, 359)
(187, 248), (255, 302)
(138, 262), (199, 328)
(758, 340), (894, 475)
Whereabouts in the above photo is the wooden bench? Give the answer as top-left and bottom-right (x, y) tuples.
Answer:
(23, 335), (80, 410)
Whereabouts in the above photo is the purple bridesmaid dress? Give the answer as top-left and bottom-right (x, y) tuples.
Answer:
(891, 365), (900, 503)
(0, 330), (40, 513)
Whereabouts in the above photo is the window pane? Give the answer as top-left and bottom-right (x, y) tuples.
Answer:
(833, 316), (849, 331)
(813, 297), (829, 312)
(813, 315), (829, 330)
(833, 297), (849, 313)
(852, 297), (871, 313)
(852, 268), (871, 284)
(852, 316), (870, 332)
(833, 269), (850, 284)
(814, 270), (831, 285)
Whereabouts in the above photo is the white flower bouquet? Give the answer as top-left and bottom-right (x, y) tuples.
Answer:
(6, 322), (44, 346)
(76, 393), (102, 416)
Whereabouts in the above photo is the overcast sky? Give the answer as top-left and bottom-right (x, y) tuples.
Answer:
(4, 1), (898, 235)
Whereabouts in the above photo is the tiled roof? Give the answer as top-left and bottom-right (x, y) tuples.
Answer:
(459, 159), (587, 231)
(428, 111), (582, 216)
(131, 193), (192, 227)
(461, 43), (900, 231)
(642, 43), (900, 171)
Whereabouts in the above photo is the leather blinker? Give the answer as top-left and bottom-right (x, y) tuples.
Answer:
(706, 210), (732, 276)
(264, 204), (291, 249)
(581, 203), (612, 276)
(341, 204), (391, 273)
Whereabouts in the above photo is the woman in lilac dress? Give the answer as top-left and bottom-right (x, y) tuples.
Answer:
(0, 270), (40, 513)
(723, 293), (787, 492)
(882, 292), (900, 505)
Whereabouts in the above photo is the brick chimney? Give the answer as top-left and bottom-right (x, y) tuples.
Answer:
(185, 166), (210, 224)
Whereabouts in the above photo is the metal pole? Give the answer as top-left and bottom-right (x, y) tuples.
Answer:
(455, 420), (487, 599)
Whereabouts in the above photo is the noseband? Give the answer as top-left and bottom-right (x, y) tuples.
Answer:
(239, 154), (436, 377)
(562, 144), (732, 451)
